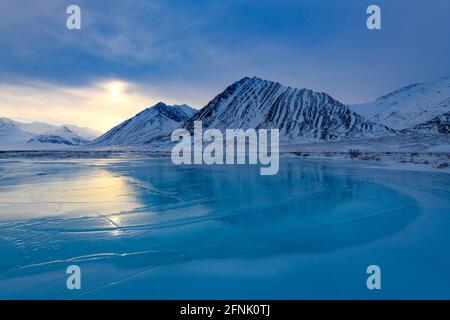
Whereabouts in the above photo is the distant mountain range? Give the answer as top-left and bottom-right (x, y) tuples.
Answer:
(0, 118), (101, 149)
(1, 76), (449, 151)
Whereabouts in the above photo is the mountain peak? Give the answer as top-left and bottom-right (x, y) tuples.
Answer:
(184, 76), (391, 141)
(154, 101), (169, 108)
(91, 102), (196, 146)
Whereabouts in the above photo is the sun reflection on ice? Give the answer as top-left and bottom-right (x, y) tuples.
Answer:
(0, 162), (143, 222)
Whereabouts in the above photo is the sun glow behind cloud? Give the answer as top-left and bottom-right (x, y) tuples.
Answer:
(0, 80), (187, 133)
(107, 81), (125, 101)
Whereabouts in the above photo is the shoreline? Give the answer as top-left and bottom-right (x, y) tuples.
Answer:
(0, 149), (449, 174)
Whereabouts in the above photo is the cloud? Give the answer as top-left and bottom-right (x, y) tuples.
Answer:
(0, 0), (449, 126)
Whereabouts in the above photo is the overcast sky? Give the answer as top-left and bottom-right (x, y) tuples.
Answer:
(0, 0), (449, 132)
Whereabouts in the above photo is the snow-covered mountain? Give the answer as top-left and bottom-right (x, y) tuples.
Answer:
(183, 77), (393, 142)
(350, 77), (450, 130)
(413, 111), (450, 134)
(91, 102), (196, 146)
(0, 118), (35, 147)
(0, 118), (101, 149)
(5, 76), (447, 151)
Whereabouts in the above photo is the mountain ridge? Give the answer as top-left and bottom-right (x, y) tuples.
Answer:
(349, 77), (450, 130)
(2, 76), (449, 151)
(183, 76), (393, 142)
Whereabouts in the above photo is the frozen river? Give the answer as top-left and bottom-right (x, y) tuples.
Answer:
(0, 156), (449, 299)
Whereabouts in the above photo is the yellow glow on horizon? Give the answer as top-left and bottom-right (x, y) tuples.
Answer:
(0, 79), (200, 133)
(0, 80), (155, 132)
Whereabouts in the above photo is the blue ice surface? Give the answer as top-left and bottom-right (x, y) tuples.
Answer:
(0, 155), (449, 299)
